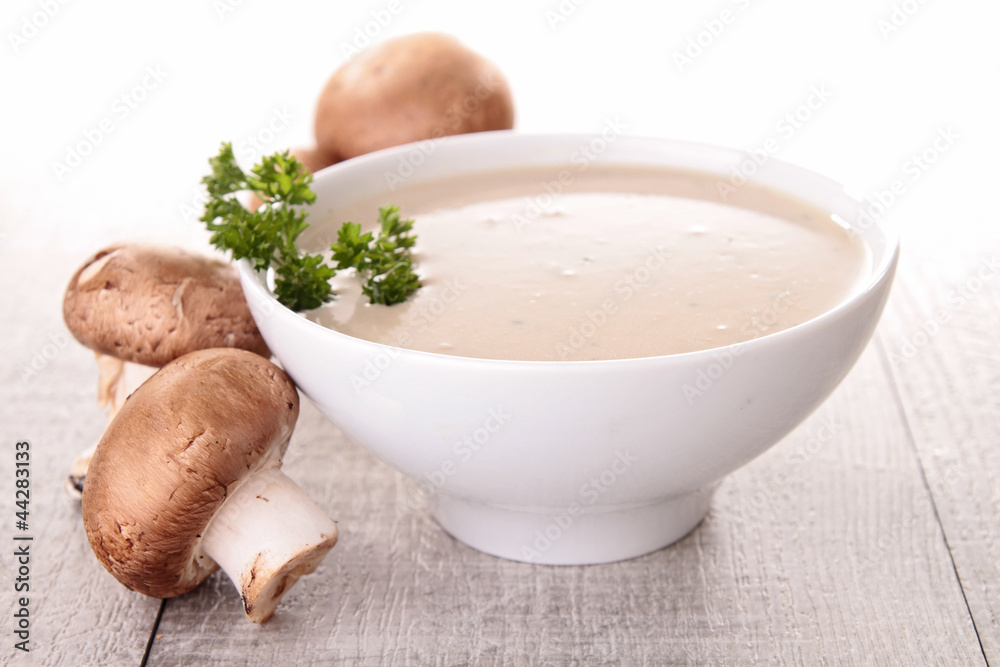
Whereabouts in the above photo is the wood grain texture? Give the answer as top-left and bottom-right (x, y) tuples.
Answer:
(0, 254), (162, 666)
(1, 247), (989, 666)
(878, 240), (1000, 664)
(146, 345), (983, 666)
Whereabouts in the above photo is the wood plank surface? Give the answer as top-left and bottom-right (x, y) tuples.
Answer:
(878, 239), (1000, 664)
(1, 254), (162, 666)
(2, 245), (991, 665)
(145, 326), (984, 665)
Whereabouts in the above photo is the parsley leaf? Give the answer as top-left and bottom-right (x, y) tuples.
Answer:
(330, 206), (421, 306)
(199, 143), (421, 311)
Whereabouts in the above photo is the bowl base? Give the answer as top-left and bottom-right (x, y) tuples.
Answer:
(430, 486), (716, 565)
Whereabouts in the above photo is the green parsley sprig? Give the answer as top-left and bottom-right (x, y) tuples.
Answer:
(199, 143), (420, 310)
(331, 206), (421, 306)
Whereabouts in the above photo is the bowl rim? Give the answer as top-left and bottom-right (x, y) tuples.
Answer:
(238, 130), (900, 368)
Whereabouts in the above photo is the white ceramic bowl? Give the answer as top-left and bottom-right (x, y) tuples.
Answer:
(239, 132), (899, 565)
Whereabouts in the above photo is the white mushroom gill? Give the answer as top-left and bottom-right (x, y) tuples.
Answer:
(198, 465), (339, 623)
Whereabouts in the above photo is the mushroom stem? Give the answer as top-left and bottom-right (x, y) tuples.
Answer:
(66, 356), (159, 499)
(199, 466), (338, 623)
(95, 354), (158, 417)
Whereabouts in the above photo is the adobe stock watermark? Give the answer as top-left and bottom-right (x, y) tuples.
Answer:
(520, 449), (639, 562)
(339, 0), (406, 58)
(544, 0), (590, 30)
(672, 0), (755, 73)
(854, 510), (919, 570)
(511, 116), (629, 232)
(681, 290), (795, 404)
(876, 0), (930, 39)
(51, 65), (168, 181)
(887, 252), (1000, 367)
(554, 243), (668, 359)
(349, 278), (468, 394)
(850, 125), (959, 240)
(716, 84), (834, 201)
(234, 107), (295, 164)
(213, 0), (247, 20)
(177, 107), (295, 223)
(8, 0), (72, 53)
(725, 415), (841, 525)
(17, 330), (70, 385)
(382, 69), (513, 191)
(398, 407), (513, 514)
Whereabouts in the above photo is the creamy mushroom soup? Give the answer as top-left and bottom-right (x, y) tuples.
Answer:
(309, 165), (869, 361)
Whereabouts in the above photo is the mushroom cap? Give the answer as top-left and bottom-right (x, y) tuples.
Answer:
(288, 145), (339, 174)
(314, 32), (515, 161)
(82, 348), (299, 598)
(63, 244), (270, 367)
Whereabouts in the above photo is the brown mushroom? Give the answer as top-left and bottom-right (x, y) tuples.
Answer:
(285, 145), (339, 174)
(62, 243), (270, 497)
(314, 32), (515, 162)
(82, 348), (338, 624)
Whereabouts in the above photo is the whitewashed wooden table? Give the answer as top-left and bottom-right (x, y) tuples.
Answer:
(6, 235), (998, 666)
(2, 1), (997, 665)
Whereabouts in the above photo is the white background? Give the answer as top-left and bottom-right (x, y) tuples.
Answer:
(0, 5), (996, 661)
(0, 0), (995, 260)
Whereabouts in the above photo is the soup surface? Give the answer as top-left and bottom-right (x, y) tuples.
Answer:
(309, 165), (869, 361)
